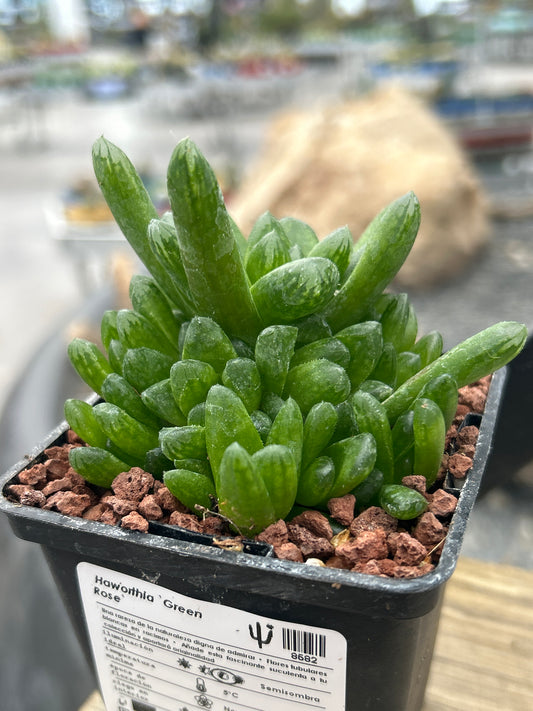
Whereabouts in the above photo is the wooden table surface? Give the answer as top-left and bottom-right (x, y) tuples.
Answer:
(80, 557), (533, 711)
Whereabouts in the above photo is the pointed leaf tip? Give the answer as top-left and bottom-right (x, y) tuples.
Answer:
(405, 190), (420, 216)
(92, 135), (113, 157)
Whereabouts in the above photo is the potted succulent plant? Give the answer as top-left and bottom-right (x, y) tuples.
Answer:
(0, 136), (527, 711)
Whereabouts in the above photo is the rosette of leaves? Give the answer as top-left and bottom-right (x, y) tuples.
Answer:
(65, 136), (527, 536)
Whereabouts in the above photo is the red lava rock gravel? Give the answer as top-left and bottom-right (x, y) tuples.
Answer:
(121, 510), (150, 532)
(350, 506), (398, 537)
(429, 489), (458, 518)
(290, 510), (333, 540)
(393, 532), (428, 566)
(413, 512), (447, 548)
(256, 519), (289, 548)
(446, 452), (473, 479)
(274, 542), (304, 563)
(327, 494), (356, 526)
(336, 529), (389, 566)
(287, 523), (335, 560)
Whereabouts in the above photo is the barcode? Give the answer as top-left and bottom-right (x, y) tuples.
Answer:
(281, 628), (327, 657)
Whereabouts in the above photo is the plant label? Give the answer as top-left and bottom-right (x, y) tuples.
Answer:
(77, 562), (347, 711)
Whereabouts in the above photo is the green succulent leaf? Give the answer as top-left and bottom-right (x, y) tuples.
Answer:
(159, 425), (207, 461)
(296, 456), (336, 508)
(335, 321), (383, 391)
(116, 308), (179, 359)
(252, 444), (298, 521)
(290, 337), (351, 370)
(396, 352), (422, 387)
(205, 384), (264, 485)
(279, 216), (319, 256)
(217, 443), (276, 536)
(352, 391), (394, 485)
(69, 446), (130, 488)
(254, 324), (298, 396)
(380, 484), (428, 520)
(64, 399), (108, 449)
(351, 468), (385, 510)
(245, 228), (291, 285)
(324, 431), (377, 500)
(324, 191), (421, 331)
(92, 136), (184, 309)
(93, 402), (160, 460)
(221, 358), (262, 414)
(67, 338), (113, 396)
(383, 322), (527, 424)
(146, 218), (196, 317)
(129, 274), (182, 350)
(141, 378), (186, 426)
(247, 210), (282, 252)
(284, 359), (351, 415)
(411, 330), (443, 368)
(101, 373), (161, 429)
(122, 347), (175, 392)
(391, 410), (415, 483)
(418, 373), (458, 431)
(379, 293), (418, 353)
(167, 137), (262, 343)
(266, 397), (304, 474)
(170, 358), (218, 416)
(100, 310), (119, 352)
(301, 401), (338, 472)
(251, 257), (340, 325)
(308, 225), (352, 278)
(413, 398), (446, 486)
(164, 469), (216, 513)
(182, 316), (237, 375)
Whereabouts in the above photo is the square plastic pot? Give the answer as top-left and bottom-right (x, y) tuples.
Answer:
(0, 368), (507, 711)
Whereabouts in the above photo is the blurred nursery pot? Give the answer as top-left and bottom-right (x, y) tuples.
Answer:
(0, 136), (527, 711)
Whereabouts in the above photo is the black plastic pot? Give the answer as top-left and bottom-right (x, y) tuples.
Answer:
(0, 368), (507, 711)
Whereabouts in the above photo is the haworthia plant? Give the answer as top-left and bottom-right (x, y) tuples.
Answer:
(65, 136), (527, 534)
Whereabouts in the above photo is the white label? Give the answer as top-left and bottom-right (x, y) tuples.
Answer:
(77, 562), (347, 711)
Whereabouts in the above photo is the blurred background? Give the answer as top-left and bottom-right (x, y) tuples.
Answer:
(0, 2), (532, 710)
